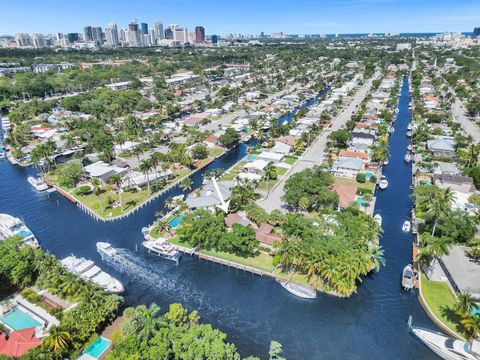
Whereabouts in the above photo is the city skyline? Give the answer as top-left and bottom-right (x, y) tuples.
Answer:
(1, 0), (480, 36)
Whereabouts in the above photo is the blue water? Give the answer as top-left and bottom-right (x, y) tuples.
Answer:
(0, 78), (441, 359)
(0, 308), (42, 331)
(276, 87), (330, 126)
(84, 337), (111, 358)
(168, 214), (185, 228)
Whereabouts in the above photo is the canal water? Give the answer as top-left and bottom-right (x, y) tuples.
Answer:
(0, 79), (440, 359)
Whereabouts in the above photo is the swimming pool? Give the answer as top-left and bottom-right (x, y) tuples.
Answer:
(0, 308), (42, 331)
(247, 155), (257, 161)
(168, 214), (185, 228)
(364, 172), (375, 180)
(84, 337), (111, 358)
(356, 198), (367, 207)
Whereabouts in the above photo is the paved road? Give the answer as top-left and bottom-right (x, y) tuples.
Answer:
(451, 98), (480, 143)
(257, 74), (380, 212)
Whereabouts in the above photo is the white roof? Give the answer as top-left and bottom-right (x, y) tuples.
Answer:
(237, 173), (262, 181)
(257, 151), (284, 161)
(243, 159), (269, 171)
(270, 142), (291, 154)
(84, 161), (125, 178)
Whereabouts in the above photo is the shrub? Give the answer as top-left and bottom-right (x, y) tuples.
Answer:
(369, 175), (377, 183)
(78, 185), (91, 195)
(356, 173), (366, 183)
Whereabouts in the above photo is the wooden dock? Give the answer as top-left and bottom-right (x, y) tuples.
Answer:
(196, 253), (268, 276)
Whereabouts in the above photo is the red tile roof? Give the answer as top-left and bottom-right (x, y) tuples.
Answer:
(225, 213), (243, 228)
(255, 223), (282, 245)
(0, 328), (42, 357)
(338, 150), (369, 160)
(331, 183), (358, 209)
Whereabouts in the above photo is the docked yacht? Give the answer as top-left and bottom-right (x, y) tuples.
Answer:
(402, 220), (411, 233)
(379, 176), (389, 190)
(389, 126), (395, 134)
(411, 325), (480, 360)
(0, 146), (5, 159)
(402, 264), (415, 290)
(142, 238), (182, 262)
(96, 242), (118, 259)
(407, 124), (413, 131)
(374, 214), (382, 227)
(1, 116), (11, 132)
(277, 280), (316, 299)
(61, 255), (124, 293)
(406, 131), (412, 138)
(28, 176), (49, 191)
(404, 153), (412, 163)
(0, 213), (39, 247)
(384, 159), (389, 166)
(407, 144), (413, 151)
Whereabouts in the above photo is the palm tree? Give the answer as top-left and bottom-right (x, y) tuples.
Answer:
(124, 303), (161, 341)
(424, 235), (450, 269)
(455, 293), (475, 317)
(461, 315), (480, 342)
(263, 162), (278, 192)
(42, 326), (71, 351)
(109, 174), (124, 212)
(370, 245), (386, 272)
(427, 188), (455, 236)
(463, 144), (479, 169)
(180, 177), (193, 192)
(139, 159), (153, 195)
(91, 178), (103, 213)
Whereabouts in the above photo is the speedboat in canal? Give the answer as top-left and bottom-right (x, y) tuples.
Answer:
(402, 264), (415, 290)
(61, 255), (124, 293)
(383, 159), (389, 166)
(142, 238), (182, 262)
(402, 221), (411, 233)
(407, 144), (413, 151)
(277, 279), (316, 299)
(407, 124), (413, 131)
(410, 324), (480, 360)
(389, 126), (395, 134)
(96, 242), (118, 259)
(379, 176), (389, 190)
(406, 131), (412, 138)
(374, 214), (382, 227)
(27, 176), (49, 191)
(0, 213), (39, 247)
(404, 153), (412, 163)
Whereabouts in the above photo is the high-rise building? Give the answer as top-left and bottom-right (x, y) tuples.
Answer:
(67, 33), (80, 43)
(31, 33), (47, 48)
(195, 26), (205, 43)
(474, 27), (480, 37)
(83, 26), (93, 41)
(128, 20), (141, 47)
(105, 23), (119, 47)
(91, 26), (103, 45)
(173, 26), (188, 44)
(15, 33), (32, 47)
(153, 22), (164, 42)
(140, 23), (148, 35)
(164, 28), (173, 40)
(211, 34), (218, 45)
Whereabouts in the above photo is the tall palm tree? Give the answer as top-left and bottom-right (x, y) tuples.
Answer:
(427, 188), (455, 236)
(180, 177), (193, 192)
(455, 293), (475, 317)
(263, 162), (278, 192)
(461, 315), (480, 342)
(370, 245), (386, 272)
(139, 159), (153, 195)
(463, 144), (479, 169)
(91, 178), (103, 213)
(42, 327), (71, 351)
(124, 303), (161, 341)
(109, 174), (124, 212)
(424, 235), (450, 269)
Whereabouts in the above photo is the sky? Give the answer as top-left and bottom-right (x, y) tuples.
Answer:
(1, 0), (480, 36)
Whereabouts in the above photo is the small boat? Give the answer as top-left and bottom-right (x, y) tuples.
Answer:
(379, 176), (388, 190)
(404, 153), (412, 163)
(0, 145), (5, 159)
(402, 264), (415, 290)
(410, 324), (480, 360)
(406, 131), (412, 137)
(374, 214), (382, 227)
(384, 159), (389, 166)
(407, 144), (413, 151)
(61, 255), (124, 293)
(28, 176), (49, 191)
(142, 238), (182, 262)
(402, 220), (411, 232)
(96, 242), (118, 259)
(407, 124), (413, 131)
(277, 279), (316, 299)
(0, 213), (39, 247)
(389, 126), (395, 134)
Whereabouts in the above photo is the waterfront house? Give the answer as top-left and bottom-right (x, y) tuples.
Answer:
(350, 131), (376, 147)
(433, 162), (461, 176)
(331, 158), (364, 179)
(0, 328), (42, 357)
(105, 81), (131, 91)
(256, 151), (284, 164)
(331, 183), (358, 209)
(84, 161), (128, 182)
(254, 223), (282, 248)
(225, 213), (251, 230)
(243, 159), (269, 175)
(185, 181), (234, 212)
(269, 142), (292, 155)
(338, 150), (370, 163)
(433, 174), (475, 193)
(277, 135), (297, 147)
(427, 139), (455, 158)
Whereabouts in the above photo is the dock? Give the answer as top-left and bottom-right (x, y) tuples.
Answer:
(196, 253), (267, 276)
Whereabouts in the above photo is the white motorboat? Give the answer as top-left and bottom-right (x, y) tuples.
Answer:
(411, 325), (480, 360)
(404, 153), (412, 163)
(406, 131), (412, 137)
(1, 116), (11, 131)
(61, 255), (124, 293)
(0, 145), (5, 159)
(28, 176), (49, 191)
(96, 242), (118, 259)
(374, 214), (382, 227)
(384, 159), (389, 166)
(402, 264), (415, 290)
(379, 176), (388, 190)
(277, 280), (316, 299)
(142, 238), (182, 262)
(407, 124), (413, 131)
(407, 144), (413, 151)
(402, 220), (411, 232)
(0, 213), (39, 247)
(389, 126), (395, 134)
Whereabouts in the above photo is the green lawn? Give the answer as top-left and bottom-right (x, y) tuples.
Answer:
(420, 273), (463, 336)
(283, 155), (298, 165)
(221, 161), (246, 181)
(200, 248), (275, 273)
(334, 176), (375, 191)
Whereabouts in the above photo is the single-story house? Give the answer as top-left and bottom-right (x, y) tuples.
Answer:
(113, 141), (140, 155)
(277, 136), (298, 147)
(433, 162), (460, 176)
(256, 151), (284, 163)
(237, 172), (263, 182)
(331, 158), (364, 179)
(331, 183), (358, 209)
(122, 170), (173, 188)
(338, 150), (370, 162)
(255, 223), (282, 248)
(84, 161), (127, 182)
(433, 174), (475, 193)
(269, 142), (291, 155)
(225, 213), (251, 229)
(0, 328), (42, 358)
(243, 159), (269, 175)
(185, 181), (234, 211)
(427, 139), (455, 158)
(350, 131), (376, 146)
